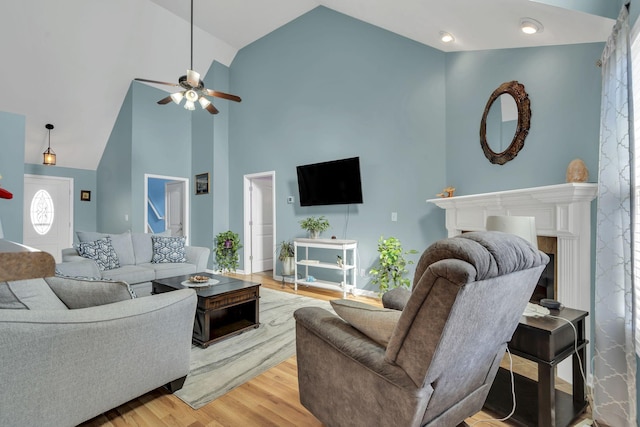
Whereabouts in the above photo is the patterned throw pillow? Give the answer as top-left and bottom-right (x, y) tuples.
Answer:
(151, 236), (187, 263)
(76, 237), (120, 271)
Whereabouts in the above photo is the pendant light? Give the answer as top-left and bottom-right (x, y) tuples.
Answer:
(43, 124), (56, 166)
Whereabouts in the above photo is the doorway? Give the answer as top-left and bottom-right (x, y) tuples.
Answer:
(144, 174), (189, 243)
(23, 174), (73, 262)
(243, 171), (275, 274)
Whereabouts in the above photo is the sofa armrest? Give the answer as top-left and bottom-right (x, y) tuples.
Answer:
(56, 258), (101, 278)
(185, 245), (210, 271)
(61, 247), (81, 262)
(0, 289), (197, 427)
(45, 276), (135, 308)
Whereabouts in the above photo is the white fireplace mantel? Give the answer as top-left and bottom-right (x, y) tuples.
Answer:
(427, 183), (598, 313)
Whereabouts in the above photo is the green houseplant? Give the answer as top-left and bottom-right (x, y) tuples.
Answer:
(277, 240), (295, 275)
(214, 230), (242, 273)
(299, 216), (330, 238)
(369, 236), (418, 295)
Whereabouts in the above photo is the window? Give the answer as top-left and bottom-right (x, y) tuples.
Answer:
(30, 189), (54, 235)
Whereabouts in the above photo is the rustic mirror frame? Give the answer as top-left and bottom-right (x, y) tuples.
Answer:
(479, 81), (531, 165)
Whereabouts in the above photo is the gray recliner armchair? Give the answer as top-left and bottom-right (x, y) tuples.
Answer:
(294, 231), (549, 427)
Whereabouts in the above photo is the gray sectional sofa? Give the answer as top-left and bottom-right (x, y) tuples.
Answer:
(56, 230), (210, 296)
(0, 239), (197, 427)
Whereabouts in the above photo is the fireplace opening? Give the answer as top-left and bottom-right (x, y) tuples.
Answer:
(530, 253), (555, 303)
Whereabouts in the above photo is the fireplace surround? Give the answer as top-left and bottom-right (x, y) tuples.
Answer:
(427, 183), (598, 314)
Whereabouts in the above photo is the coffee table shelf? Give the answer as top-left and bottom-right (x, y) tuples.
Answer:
(152, 273), (260, 348)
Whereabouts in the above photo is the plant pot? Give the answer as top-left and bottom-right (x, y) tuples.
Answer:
(309, 230), (320, 239)
(282, 257), (295, 275)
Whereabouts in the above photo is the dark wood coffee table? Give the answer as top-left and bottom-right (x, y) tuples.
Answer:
(152, 273), (260, 348)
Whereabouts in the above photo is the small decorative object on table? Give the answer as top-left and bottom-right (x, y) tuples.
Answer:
(190, 275), (209, 283)
(337, 255), (343, 268)
(436, 186), (455, 198)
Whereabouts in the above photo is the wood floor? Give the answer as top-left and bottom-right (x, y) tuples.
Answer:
(79, 271), (585, 427)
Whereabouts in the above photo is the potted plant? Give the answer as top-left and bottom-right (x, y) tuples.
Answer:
(277, 240), (295, 275)
(214, 230), (242, 273)
(369, 236), (418, 295)
(299, 216), (330, 238)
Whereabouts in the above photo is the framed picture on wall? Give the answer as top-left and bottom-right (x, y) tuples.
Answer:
(195, 173), (210, 195)
(80, 190), (91, 201)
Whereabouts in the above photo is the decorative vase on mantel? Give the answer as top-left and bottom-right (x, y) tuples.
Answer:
(309, 230), (320, 239)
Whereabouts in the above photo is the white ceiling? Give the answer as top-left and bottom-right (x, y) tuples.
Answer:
(0, 0), (614, 170)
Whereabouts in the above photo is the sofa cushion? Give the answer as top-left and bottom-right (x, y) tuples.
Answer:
(77, 231), (135, 266)
(76, 237), (120, 271)
(131, 231), (170, 264)
(0, 283), (27, 309)
(4, 279), (69, 310)
(46, 276), (136, 309)
(330, 299), (401, 347)
(152, 236), (187, 263)
(141, 262), (197, 279)
(100, 265), (155, 284)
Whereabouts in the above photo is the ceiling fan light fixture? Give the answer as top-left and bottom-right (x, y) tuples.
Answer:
(520, 18), (543, 35)
(185, 89), (199, 103)
(440, 31), (455, 43)
(184, 100), (196, 111)
(170, 92), (184, 105)
(198, 97), (211, 108)
(43, 123), (56, 166)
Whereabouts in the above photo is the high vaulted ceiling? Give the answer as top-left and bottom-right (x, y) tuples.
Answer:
(0, 0), (615, 170)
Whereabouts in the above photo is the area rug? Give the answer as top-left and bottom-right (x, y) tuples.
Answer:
(174, 287), (333, 409)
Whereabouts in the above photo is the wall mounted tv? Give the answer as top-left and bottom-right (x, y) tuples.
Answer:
(297, 157), (364, 206)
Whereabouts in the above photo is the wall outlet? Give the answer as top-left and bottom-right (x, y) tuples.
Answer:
(360, 268), (366, 277)
(391, 212), (397, 222)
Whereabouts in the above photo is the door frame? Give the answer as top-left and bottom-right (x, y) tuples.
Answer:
(144, 174), (189, 244)
(243, 171), (276, 275)
(23, 173), (74, 255)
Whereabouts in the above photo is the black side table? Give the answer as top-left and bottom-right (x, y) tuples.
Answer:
(484, 307), (589, 427)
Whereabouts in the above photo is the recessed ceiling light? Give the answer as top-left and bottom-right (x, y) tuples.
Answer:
(520, 18), (543, 35)
(440, 31), (455, 43)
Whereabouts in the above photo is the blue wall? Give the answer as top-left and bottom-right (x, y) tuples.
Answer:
(445, 43), (603, 194)
(0, 112), (25, 242)
(229, 7), (447, 289)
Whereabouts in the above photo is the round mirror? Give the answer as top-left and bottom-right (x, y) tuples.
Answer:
(480, 81), (531, 165)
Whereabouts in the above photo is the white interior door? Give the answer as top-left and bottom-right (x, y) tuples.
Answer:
(249, 176), (274, 273)
(23, 175), (73, 262)
(165, 181), (184, 237)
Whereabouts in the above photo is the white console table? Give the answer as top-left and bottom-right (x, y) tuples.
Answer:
(294, 238), (357, 298)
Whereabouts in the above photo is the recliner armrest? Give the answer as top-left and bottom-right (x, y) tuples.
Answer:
(381, 287), (411, 310)
(294, 306), (416, 388)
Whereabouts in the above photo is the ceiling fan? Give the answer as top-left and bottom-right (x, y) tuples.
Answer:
(135, 0), (241, 115)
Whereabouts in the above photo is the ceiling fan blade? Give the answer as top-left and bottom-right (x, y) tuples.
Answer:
(157, 95), (173, 105)
(134, 78), (179, 87)
(205, 89), (242, 102)
(205, 103), (219, 114)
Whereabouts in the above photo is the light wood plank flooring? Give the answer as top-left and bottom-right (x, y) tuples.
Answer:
(79, 271), (588, 427)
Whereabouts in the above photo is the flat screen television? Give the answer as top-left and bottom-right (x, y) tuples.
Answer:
(296, 157), (364, 206)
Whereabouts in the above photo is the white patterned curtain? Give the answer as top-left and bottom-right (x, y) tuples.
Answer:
(593, 5), (637, 426)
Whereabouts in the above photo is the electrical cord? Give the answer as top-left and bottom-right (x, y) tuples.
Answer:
(470, 347), (517, 425)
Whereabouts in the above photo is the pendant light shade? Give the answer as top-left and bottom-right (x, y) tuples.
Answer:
(43, 124), (56, 166)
